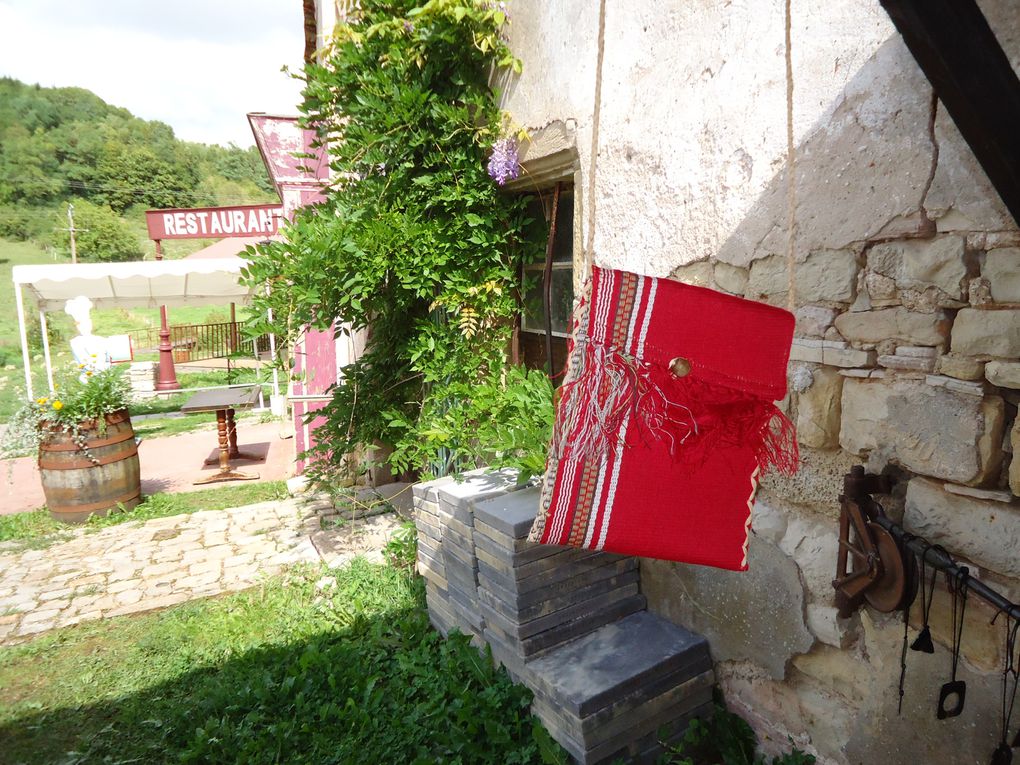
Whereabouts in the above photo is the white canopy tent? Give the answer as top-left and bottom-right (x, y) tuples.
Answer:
(11, 258), (278, 400)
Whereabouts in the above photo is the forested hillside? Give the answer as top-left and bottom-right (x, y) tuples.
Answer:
(0, 77), (277, 260)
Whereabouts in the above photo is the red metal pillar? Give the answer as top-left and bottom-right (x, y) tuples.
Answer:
(153, 239), (180, 391)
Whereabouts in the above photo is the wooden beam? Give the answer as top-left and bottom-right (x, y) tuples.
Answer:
(880, 0), (1020, 227)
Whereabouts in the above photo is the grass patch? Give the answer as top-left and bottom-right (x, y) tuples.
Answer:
(0, 235), (260, 423)
(0, 560), (565, 764)
(0, 481), (289, 550)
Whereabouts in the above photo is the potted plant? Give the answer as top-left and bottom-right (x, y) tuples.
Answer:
(2, 364), (141, 524)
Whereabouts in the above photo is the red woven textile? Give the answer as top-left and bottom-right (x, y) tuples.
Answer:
(528, 266), (798, 571)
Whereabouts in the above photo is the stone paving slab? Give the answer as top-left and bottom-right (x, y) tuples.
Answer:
(0, 496), (402, 645)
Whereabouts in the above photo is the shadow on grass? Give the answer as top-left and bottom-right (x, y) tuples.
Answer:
(0, 569), (559, 765)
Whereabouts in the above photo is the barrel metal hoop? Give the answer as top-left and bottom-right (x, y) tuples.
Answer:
(39, 444), (138, 470)
(49, 490), (141, 515)
(40, 429), (136, 452)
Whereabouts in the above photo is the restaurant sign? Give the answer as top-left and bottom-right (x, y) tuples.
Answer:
(145, 204), (283, 240)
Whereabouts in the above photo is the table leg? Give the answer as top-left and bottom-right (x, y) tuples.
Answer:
(194, 408), (259, 484)
(204, 407), (261, 464)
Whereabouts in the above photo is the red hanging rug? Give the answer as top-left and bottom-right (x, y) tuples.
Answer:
(528, 265), (799, 571)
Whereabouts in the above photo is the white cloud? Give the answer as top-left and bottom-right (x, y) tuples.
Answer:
(0, 1), (305, 146)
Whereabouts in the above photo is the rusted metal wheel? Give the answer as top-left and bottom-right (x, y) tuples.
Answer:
(862, 522), (908, 613)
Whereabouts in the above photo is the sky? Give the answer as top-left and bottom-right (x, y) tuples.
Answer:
(0, 0), (306, 147)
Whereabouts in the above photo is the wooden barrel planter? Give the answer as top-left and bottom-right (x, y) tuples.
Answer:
(38, 408), (141, 524)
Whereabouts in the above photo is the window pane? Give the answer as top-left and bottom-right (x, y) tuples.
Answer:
(522, 267), (573, 334)
(552, 194), (573, 263)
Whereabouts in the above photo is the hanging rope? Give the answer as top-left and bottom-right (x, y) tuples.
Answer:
(784, 0), (797, 310)
(584, 0), (609, 262)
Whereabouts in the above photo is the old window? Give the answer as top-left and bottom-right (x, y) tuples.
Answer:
(518, 186), (574, 377)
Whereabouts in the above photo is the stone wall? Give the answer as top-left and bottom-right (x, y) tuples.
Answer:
(503, 1), (1020, 762)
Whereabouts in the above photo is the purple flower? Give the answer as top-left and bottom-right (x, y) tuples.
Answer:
(403, 20), (415, 33)
(487, 137), (520, 185)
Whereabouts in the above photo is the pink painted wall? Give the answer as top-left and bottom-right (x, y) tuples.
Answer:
(249, 113), (336, 475)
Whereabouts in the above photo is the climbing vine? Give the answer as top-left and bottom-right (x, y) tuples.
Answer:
(243, 0), (551, 483)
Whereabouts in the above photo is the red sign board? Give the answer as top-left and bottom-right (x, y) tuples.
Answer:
(145, 204), (284, 240)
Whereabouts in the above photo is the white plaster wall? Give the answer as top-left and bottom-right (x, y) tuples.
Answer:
(503, 0), (1016, 277)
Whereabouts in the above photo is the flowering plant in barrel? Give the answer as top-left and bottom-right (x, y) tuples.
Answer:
(2, 364), (140, 523)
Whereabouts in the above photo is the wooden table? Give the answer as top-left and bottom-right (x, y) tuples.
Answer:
(181, 386), (262, 485)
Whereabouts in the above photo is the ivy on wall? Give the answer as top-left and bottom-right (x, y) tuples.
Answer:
(243, 0), (552, 483)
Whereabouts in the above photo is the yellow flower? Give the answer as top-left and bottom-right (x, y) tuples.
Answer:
(36, 397), (47, 405)
(52, 400), (63, 411)
(86, 370), (93, 377)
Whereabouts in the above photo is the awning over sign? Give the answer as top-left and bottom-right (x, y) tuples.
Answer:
(12, 258), (252, 312)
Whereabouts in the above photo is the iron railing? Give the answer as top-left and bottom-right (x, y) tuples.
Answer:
(128, 322), (270, 363)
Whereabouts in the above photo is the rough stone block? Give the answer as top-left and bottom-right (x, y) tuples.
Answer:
(714, 262), (749, 295)
(839, 378), (1004, 484)
(788, 339), (875, 368)
(748, 249), (858, 304)
(793, 305), (839, 338)
(670, 260), (714, 287)
(934, 353), (986, 381)
(952, 309), (1020, 357)
(1012, 418), (1020, 497)
(867, 236), (967, 299)
(943, 483), (1013, 503)
(924, 374), (986, 397)
(904, 477), (1020, 578)
(834, 307), (951, 346)
(985, 360), (1020, 389)
(877, 354), (935, 372)
(796, 367), (843, 449)
(985, 247), (1020, 303)
(641, 537), (813, 680)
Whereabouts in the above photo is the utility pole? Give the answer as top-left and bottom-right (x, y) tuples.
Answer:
(67, 203), (78, 264)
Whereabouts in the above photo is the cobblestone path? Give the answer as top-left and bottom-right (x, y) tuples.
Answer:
(0, 497), (402, 644)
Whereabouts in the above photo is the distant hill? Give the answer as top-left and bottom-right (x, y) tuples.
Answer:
(0, 77), (278, 260)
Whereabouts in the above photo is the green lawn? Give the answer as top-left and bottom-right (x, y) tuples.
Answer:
(0, 481), (289, 551)
(0, 560), (565, 765)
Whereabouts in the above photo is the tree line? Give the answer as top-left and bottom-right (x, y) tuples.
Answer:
(0, 77), (276, 260)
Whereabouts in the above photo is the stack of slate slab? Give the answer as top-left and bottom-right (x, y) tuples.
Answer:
(472, 487), (646, 677)
(412, 477), (455, 636)
(413, 474), (715, 765)
(526, 611), (714, 764)
(413, 470), (521, 641)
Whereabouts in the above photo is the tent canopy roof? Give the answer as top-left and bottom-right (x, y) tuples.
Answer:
(13, 258), (252, 312)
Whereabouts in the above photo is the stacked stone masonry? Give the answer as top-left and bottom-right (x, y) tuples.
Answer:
(661, 227), (1020, 763)
(483, 0), (1020, 761)
(413, 475), (715, 765)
